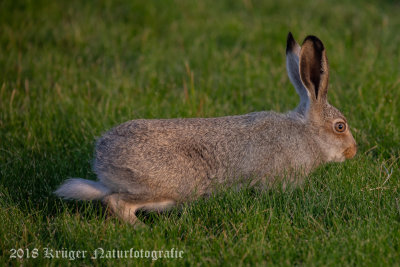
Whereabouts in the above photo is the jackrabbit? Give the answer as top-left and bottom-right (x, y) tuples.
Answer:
(55, 33), (357, 225)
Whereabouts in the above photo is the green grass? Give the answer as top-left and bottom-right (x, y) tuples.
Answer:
(1, 0), (400, 265)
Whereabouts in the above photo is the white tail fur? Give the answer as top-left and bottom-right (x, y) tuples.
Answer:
(54, 178), (111, 200)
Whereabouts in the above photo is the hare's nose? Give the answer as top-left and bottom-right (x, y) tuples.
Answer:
(344, 144), (357, 159)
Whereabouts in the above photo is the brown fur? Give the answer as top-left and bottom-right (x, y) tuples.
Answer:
(55, 33), (357, 225)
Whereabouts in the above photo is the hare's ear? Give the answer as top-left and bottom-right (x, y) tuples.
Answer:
(286, 32), (309, 113)
(299, 35), (329, 104)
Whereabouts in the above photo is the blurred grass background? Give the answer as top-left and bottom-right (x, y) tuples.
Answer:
(1, 0), (399, 265)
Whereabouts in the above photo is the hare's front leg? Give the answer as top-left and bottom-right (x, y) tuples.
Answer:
(103, 194), (175, 226)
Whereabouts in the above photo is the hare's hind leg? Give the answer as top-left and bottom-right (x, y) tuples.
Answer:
(103, 194), (175, 225)
(103, 194), (142, 225)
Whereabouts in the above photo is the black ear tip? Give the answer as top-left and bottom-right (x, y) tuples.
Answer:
(286, 32), (296, 54)
(303, 35), (325, 51)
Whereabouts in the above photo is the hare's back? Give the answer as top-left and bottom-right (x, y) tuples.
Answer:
(94, 115), (252, 164)
(94, 111), (289, 167)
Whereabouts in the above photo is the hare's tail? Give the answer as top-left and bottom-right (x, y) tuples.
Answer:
(54, 178), (111, 200)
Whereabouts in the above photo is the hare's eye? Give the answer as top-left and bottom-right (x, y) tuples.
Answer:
(334, 122), (346, 133)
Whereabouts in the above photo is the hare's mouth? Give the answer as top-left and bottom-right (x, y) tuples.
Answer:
(335, 156), (346, 163)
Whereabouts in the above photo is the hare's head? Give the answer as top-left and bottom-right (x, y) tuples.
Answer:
(286, 33), (357, 163)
